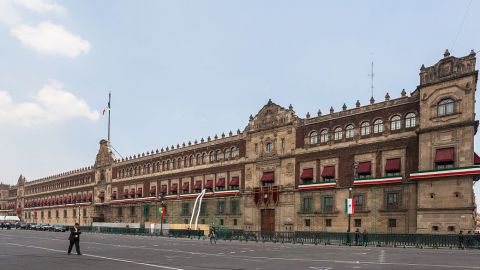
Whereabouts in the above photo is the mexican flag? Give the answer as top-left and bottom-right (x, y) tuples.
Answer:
(102, 92), (111, 115)
(158, 207), (166, 217)
(345, 198), (354, 215)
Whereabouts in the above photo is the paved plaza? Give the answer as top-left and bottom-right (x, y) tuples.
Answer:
(0, 230), (479, 270)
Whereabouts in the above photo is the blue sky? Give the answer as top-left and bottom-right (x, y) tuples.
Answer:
(0, 0), (479, 204)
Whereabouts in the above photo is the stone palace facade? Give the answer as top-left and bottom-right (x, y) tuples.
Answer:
(1, 50), (479, 234)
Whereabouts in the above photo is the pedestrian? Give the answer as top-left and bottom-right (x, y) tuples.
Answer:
(362, 229), (368, 246)
(458, 230), (464, 249)
(354, 228), (360, 246)
(67, 223), (82, 255)
(209, 226), (217, 245)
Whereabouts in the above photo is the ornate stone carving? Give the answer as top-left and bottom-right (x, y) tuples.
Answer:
(244, 100), (298, 133)
(95, 139), (115, 168)
(420, 50), (476, 86)
(286, 163), (294, 176)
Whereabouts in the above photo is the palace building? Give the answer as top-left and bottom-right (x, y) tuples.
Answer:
(1, 50), (479, 233)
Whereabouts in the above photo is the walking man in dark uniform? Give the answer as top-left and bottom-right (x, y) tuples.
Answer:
(67, 223), (82, 255)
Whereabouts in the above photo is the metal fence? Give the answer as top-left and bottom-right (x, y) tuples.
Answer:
(78, 226), (480, 249)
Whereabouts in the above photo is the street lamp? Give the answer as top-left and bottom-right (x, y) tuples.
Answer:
(347, 162), (358, 245)
(158, 192), (165, 236)
(347, 187), (352, 233)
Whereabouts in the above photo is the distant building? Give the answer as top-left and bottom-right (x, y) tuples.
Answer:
(1, 50), (478, 233)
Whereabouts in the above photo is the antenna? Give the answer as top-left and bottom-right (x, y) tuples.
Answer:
(368, 53), (374, 98)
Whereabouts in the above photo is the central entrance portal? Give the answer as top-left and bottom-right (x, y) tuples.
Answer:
(261, 209), (275, 232)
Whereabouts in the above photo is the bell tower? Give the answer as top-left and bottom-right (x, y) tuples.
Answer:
(93, 139), (115, 221)
(415, 50), (478, 233)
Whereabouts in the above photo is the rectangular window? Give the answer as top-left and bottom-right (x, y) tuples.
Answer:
(64, 210), (67, 218)
(323, 196), (334, 213)
(220, 219), (224, 226)
(357, 161), (372, 179)
(301, 197), (313, 213)
(304, 219), (311, 227)
(233, 219), (238, 226)
(217, 200), (225, 214)
(385, 158), (401, 176)
(200, 202), (207, 216)
(321, 166), (336, 181)
(435, 148), (455, 169)
(182, 202), (190, 215)
(83, 208), (87, 217)
(325, 219), (332, 227)
(48, 211), (51, 218)
(230, 199), (240, 215)
(55, 210), (59, 218)
(144, 205), (150, 221)
(386, 193), (399, 210)
(73, 209), (76, 218)
(117, 207), (123, 216)
(130, 206), (135, 216)
(388, 219), (397, 228)
(353, 194), (364, 212)
(41, 211), (44, 219)
(354, 219), (362, 227)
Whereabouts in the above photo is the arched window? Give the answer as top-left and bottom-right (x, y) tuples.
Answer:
(320, 129), (329, 143)
(202, 153), (207, 164)
(196, 154), (202, 165)
(345, 125), (354, 139)
(167, 160), (171, 170)
(189, 155), (194, 166)
(172, 159), (177, 169)
(405, 113), (416, 128)
(183, 157), (187, 167)
(177, 157), (182, 168)
(334, 127), (343, 141)
(224, 148), (231, 159)
(360, 121), (370, 135)
(216, 150), (223, 161)
(309, 131), (318, 144)
(266, 142), (273, 153)
(162, 161), (166, 171)
(390, 115), (401, 131)
(373, 119), (384, 133)
(438, 98), (454, 116)
(209, 151), (215, 162)
(231, 147), (238, 158)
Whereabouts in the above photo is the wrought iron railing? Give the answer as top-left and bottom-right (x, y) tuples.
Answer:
(78, 226), (480, 249)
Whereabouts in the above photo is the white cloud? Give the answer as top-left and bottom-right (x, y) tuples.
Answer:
(13, 0), (66, 15)
(0, 79), (99, 126)
(11, 21), (90, 58)
(0, 0), (21, 26)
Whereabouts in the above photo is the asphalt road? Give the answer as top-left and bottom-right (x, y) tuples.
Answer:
(0, 229), (479, 270)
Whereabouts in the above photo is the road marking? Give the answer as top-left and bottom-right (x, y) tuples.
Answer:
(74, 240), (480, 269)
(6, 243), (184, 270)
(378, 250), (386, 263)
(3, 232), (480, 269)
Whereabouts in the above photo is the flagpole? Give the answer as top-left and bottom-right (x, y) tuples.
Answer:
(108, 91), (111, 142)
